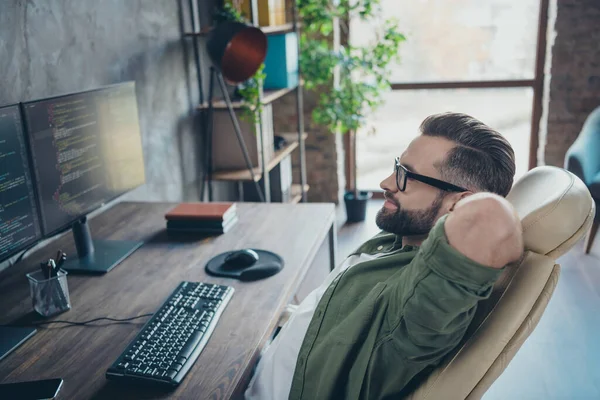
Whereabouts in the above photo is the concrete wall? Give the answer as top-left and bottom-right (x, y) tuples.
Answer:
(543, 0), (600, 167)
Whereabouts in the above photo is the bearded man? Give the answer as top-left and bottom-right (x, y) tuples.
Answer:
(245, 112), (523, 400)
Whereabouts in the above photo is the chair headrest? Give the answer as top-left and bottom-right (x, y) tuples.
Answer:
(506, 166), (595, 258)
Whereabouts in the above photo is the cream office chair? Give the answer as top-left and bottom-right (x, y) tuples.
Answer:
(406, 166), (596, 399)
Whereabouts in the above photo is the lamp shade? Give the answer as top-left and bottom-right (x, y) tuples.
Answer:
(206, 21), (268, 85)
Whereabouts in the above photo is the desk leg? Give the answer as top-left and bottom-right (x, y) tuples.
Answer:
(328, 222), (337, 271)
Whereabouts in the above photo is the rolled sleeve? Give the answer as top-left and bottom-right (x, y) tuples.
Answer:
(420, 214), (504, 290)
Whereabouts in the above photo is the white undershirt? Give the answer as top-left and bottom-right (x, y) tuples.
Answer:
(244, 252), (384, 400)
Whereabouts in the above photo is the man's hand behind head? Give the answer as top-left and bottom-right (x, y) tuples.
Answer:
(445, 193), (523, 269)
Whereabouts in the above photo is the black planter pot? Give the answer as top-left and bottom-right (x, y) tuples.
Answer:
(344, 191), (373, 223)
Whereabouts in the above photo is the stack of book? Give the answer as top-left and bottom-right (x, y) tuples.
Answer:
(165, 202), (238, 235)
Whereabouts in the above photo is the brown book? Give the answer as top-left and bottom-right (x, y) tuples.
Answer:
(165, 202), (237, 222)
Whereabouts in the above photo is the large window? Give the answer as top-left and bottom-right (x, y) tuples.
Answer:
(351, 0), (547, 191)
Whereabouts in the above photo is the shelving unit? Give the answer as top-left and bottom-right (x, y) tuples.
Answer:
(291, 184), (310, 203)
(185, 0), (307, 204)
(212, 133), (307, 181)
(197, 86), (297, 110)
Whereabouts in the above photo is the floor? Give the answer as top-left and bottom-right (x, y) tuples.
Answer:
(321, 199), (600, 400)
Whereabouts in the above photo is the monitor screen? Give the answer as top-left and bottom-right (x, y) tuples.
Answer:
(0, 105), (42, 262)
(22, 82), (146, 236)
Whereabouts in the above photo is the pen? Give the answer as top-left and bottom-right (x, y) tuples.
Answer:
(57, 252), (67, 269)
(45, 259), (54, 315)
(40, 262), (49, 279)
(56, 253), (66, 271)
(49, 259), (57, 278)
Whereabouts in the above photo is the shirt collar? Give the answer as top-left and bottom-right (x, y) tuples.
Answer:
(392, 235), (419, 253)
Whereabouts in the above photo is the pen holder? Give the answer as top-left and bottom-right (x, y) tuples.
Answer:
(26, 270), (71, 317)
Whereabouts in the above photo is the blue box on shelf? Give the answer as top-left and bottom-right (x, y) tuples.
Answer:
(264, 32), (299, 89)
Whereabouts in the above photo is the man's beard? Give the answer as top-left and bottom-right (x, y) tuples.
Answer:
(376, 193), (444, 236)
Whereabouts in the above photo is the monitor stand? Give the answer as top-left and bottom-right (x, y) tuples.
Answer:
(61, 217), (143, 275)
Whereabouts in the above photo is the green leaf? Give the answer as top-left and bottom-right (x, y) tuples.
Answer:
(297, 0), (405, 134)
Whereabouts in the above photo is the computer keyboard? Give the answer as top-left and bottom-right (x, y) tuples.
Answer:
(106, 281), (234, 386)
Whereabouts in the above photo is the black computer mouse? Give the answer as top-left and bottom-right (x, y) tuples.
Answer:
(222, 249), (259, 270)
(239, 263), (282, 281)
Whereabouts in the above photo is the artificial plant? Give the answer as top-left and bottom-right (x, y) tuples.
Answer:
(213, 2), (266, 127)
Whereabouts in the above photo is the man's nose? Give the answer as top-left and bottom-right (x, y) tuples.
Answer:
(380, 172), (397, 193)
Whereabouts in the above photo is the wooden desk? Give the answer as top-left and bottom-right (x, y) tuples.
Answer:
(0, 202), (336, 399)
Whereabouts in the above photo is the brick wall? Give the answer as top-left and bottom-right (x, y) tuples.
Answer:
(544, 0), (600, 167)
(272, 90), (343, 203)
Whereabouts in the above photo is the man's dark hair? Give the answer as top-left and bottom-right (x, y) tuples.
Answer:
(420, 112), (516, 197)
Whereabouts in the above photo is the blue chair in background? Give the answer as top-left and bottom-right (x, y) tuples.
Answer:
(564, 106), (600, 253)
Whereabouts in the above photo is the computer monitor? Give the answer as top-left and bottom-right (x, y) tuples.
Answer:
(0, 104), (42, 264)
(22, 82), (146, 274)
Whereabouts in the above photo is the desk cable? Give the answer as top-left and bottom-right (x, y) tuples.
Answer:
(33, 314), (155, 326)
(3, 313), (154, 328)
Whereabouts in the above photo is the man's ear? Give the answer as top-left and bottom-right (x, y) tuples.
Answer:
(448, 191), (474, 212)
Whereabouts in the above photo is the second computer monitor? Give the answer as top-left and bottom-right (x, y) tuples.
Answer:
(0, 105), (42, 263)
(22, 82), (146, 237)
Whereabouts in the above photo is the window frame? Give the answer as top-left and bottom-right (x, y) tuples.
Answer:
(346, 0), (550, 198)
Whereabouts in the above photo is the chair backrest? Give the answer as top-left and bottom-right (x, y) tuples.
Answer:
(405, 166), (595, 400)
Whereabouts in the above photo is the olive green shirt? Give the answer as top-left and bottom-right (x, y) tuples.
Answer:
(288, 215), (504, 400)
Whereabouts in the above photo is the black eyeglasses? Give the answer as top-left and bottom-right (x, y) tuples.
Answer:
(394, 157), (467, 192)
